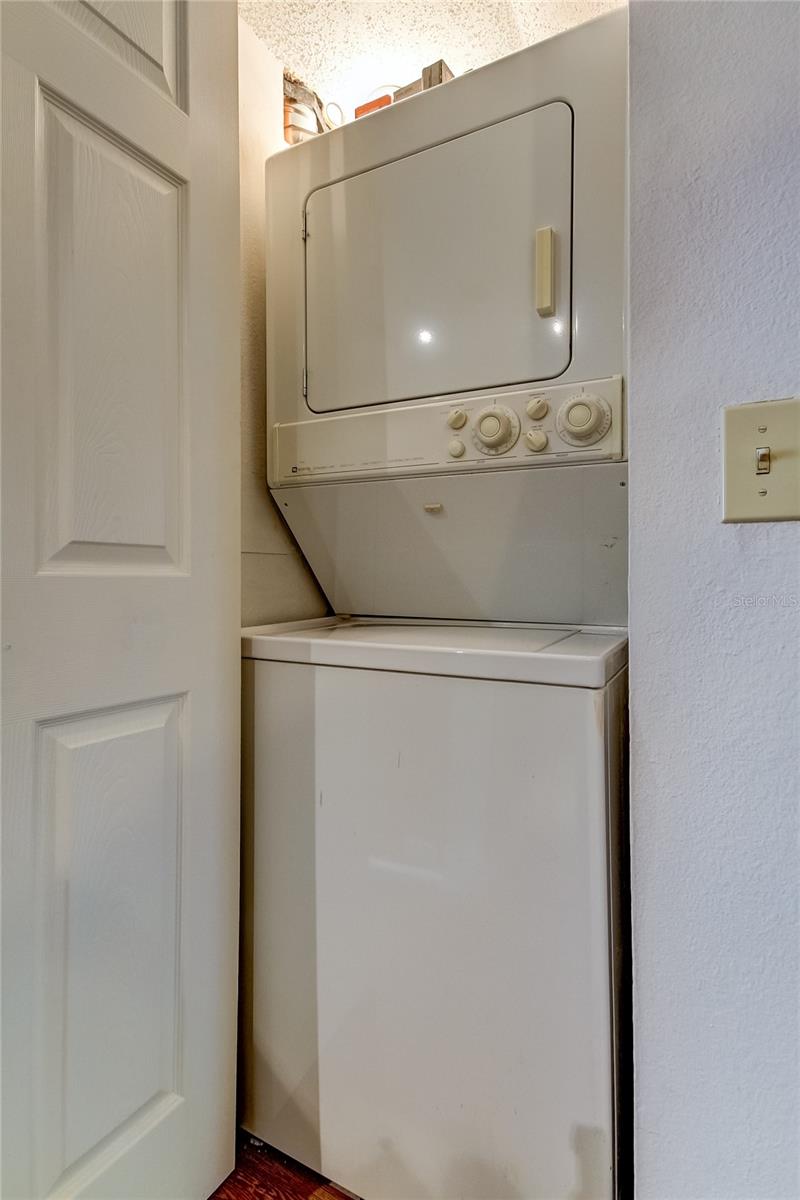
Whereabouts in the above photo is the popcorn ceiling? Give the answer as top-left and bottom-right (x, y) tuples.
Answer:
(239, 0), (623, 117)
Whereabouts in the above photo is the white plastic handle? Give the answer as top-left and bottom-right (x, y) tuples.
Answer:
(535, 226), (555, 317)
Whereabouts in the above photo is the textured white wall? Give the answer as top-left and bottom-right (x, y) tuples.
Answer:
(239, 18), (327, 624)
(239, 0), (621, 118)
(629, 2), (800, 1195)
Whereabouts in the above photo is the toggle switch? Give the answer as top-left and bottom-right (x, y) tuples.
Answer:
(723, 397), (800, 522)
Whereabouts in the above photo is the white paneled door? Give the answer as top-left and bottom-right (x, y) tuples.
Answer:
(1, 3), (240, 1197)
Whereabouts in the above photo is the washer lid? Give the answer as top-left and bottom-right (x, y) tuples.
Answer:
(242, 618), (627, 688)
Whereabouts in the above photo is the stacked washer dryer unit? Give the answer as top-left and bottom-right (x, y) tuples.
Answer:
(243, 10), (628, 1200)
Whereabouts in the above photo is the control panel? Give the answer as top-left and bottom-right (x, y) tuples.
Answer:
(274, 376), (623, 485)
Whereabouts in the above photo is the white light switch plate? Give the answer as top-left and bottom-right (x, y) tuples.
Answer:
(723, 397), (800, 522)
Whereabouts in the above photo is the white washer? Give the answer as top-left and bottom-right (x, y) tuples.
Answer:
(241, 618), (628, 1200)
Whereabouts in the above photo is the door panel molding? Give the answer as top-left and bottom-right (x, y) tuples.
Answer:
(35, 87), (187, 576)
(33, 697), (185, 1197)
(54, 0), (185, 109)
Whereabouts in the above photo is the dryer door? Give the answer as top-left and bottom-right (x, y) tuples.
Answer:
(305, 101), (573, 413)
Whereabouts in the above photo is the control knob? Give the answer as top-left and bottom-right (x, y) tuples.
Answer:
(525, 430), (549, 452)
(555, 393), (611, 446)
(526, 397), (549, 421)
(471, 405), (520, 455)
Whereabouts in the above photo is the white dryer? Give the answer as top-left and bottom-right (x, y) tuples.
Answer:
(264, 10), (627, 626)
(241, 618), (628, 1199)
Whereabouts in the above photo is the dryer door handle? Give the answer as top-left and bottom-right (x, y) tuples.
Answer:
(535, 226), (555, 317)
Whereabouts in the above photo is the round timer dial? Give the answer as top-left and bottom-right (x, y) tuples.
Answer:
(555, 393), (612, 446)
(471, 405), (520, 455)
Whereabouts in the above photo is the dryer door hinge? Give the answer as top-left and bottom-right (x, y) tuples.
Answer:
(302, 367), (307, 397)
(301, 211), (308, 241)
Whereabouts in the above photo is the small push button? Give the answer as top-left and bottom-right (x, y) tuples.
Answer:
(448, 439), (466, 458)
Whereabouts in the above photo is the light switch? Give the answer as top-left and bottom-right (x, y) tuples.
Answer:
(723, 397), (800, 522)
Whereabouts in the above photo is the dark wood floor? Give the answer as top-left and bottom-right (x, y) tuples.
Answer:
(211, 1136), (357, 1200)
